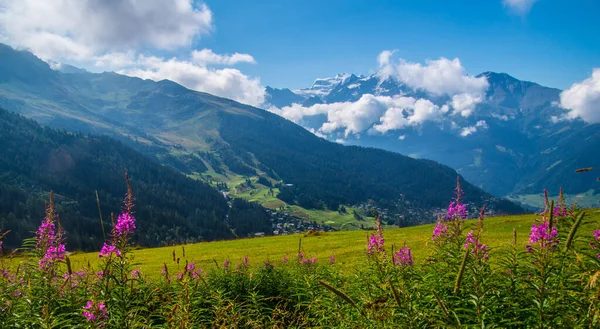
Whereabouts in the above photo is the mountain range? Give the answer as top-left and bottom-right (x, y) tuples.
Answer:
(265, 71), (600, 207)
(0, 44), (521, 232)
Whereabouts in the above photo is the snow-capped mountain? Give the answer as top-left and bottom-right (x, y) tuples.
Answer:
(264, 71), (600, 207)
(294, 73), (364, 98)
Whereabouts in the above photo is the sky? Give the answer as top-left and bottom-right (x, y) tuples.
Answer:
(202, 0), (600, 90)
(0, 0), (598, 125)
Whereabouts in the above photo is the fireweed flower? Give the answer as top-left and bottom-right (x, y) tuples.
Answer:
(83, 301), (107, 324)
(186, 262), (195, 272)
(394, 245), (414, 267)
(36, 217), (56, 250)
(243, 255), (249, 268)
(131, 269), (141, 278)
(114, 212), (136, 238)
(463, 230), (489, 259)
(527, 221), (558, 251)
(282, 256), (288, 263)
(367, 217), (385, 255)
(591, 230), (600, 258)
(98, 243), (121, 258)
(223, 258), (230, 270)
(447, 202), (467, 220)
(553, 206), (568, 217)
(329, 255), (335, 265)
(432, 222), (449, 241)
(367, 233), (385, 255)
(297, 252), (304, 261)
(302, 257), (317, 265)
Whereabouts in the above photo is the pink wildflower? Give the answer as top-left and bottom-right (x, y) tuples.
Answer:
(463, 230), (489, 259)
(114, 212), (136, 237)
(98, 243), (121, 258)
(223, 258), (230, 270)
(527, 221), (559, 250)
(447, 201), (467, 220)
(393, 245), (414, 267)
(432, 222), (449, 241)
(83, 301), (107, 324)
(186, 262), (195, 272)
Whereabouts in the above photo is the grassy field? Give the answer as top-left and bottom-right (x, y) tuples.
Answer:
(9, 209), (595, 280)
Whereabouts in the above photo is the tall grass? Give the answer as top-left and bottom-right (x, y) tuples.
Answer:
(1, 177), (599, 328)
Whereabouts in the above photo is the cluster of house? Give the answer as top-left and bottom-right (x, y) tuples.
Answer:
(252, 209), (331, 237)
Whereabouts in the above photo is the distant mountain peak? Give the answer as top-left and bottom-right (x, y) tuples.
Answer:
(47, 60), (89, 74)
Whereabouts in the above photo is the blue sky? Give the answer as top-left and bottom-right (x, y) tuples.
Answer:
(0, 0), (598, 109)
(199, 0), (599, 90)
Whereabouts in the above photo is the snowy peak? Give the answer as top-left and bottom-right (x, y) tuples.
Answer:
(295, 73), (355, 98)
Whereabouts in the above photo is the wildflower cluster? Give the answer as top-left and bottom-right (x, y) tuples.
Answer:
(367, 216), (385, 255)
(36, 192), (66, 270)
(527, 221), (559, 251)
(83, 300), (107, 325)
(98, 174), (136, 259)
(393, 244), (413, 267)
(432, 177), (468, 242)
(1, 178), (600, 328)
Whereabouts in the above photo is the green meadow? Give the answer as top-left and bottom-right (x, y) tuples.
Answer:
(19, 209), (595, 280)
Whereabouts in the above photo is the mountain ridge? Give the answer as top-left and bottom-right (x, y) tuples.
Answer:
(264, 68), (599, 204)
(0, 44), (523, 222)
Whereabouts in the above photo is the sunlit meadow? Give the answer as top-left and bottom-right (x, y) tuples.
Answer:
(1, 177), (600, 328)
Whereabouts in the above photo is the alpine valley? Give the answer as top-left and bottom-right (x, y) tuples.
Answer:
(0, 44), (527, 249)
(265, 71), (600, 208)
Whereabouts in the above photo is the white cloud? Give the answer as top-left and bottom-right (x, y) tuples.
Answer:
(374, 107), (411, 133)
(476, 120), (488, 129)
(491, 113), (510, 121)
(0, 0), (213, 59)
(460, 126), (478, 137)
(460, 120), (488, 137)
(398, 135), (406, 140)
(192, 49), (256, 66)
(0, 0), (266, 107)
(559, 69), (600, 124)
(377, 51), (488, 116)
(378, 54), (488, 96)
(451, 93), (483, 117)
(502, 0), (538, 15)
(274, 94), (444, 137)
(120, 55), (265, 106)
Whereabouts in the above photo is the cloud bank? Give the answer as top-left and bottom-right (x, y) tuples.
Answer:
(0, 0), (265, 106)
(272, 94), (447, 137)
(559, 69), (600, 124)
(271, 51), (490, 138)
(377, 52), (489, 116)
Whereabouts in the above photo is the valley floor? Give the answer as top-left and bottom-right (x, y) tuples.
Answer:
(30, 210), (598, 280)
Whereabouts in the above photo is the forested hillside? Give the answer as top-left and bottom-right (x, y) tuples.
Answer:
(0, 44), (523, 220)
(0, 109), (271, 250)
(219, 109), (524, 215)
